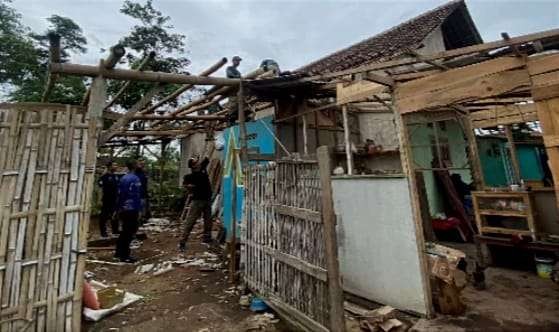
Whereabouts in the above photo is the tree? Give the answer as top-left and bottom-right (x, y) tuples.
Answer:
(0, 0), (39, 89)
(108, 0), (191, 110)
(0, 0), (88, 104)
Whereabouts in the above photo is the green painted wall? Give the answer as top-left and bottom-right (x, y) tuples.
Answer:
(478, 137), (545, 186)
(409, 120), (472, 217)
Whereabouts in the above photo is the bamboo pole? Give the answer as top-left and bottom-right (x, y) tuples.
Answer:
(302, 114), (309, 156)
(41, 33), (61, 102)
(81, 44), (127, 106)
(102, 45), (126, 69)
(50, 63), (240, 86)
(505, 125), (522, 184)
(142, 57), (228, 114)
(131, 114), (226, 121)
(104, 51), (156, 110)
(341, 105), (353, 175)
(238, 82), (248, 165)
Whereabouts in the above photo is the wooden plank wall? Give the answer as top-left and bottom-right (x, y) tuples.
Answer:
(0, 103), (98, 331)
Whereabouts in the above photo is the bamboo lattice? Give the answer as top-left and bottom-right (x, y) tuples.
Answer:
(242, 160), (329, 331)
(0, 103), (99, 331)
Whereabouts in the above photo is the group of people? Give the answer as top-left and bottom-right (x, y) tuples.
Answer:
(98, 159), (149, 263)
(98, 155), (214, 263)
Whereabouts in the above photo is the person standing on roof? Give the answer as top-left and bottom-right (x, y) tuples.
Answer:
(179, 156), (213, 252)
(226, 56), (242, 125)
(226, 55), (242, 78)
(98, 161), (120, 238)
(115, 160), (143, 263)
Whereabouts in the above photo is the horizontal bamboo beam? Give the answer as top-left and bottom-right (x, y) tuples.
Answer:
(131, 114), (225, 121)
(275, 102), (337, 123)
(50, 63), (240, 86)
(111, 130), (187, 137)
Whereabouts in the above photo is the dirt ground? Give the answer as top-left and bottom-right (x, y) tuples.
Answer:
(83, 218), (289, 332)
(83, 218), (559, 332)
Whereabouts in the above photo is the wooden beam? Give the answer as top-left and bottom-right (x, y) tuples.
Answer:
(99, 84), (168, 145)
(501, 32), (522, 57)
(142, 57), (228, 114)
(131, 114), (225, 121)
(406, 48), (449, 70)
(505, 125), (522, 184)
(336, 81), (388, 105)
(341, 105), (353, 175)
(104, 51), (155, 110)
(112, 130), (186, 137)
(50, 63), (240, 86)
(470, 103), (537, 128)
(396, 56), (527, 99)
(364, 71), (394, 86)
(275, 102), (337, 123)
(397, 69), (530, 114)
(317, 146), (346, 332)
(304, 28), (559, 80)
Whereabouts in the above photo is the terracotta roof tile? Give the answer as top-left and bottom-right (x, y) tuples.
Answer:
(299, 0), (465, 74)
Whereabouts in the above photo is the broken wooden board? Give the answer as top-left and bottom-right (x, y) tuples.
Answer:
(470, 103), (537, 128)
(396, 69), (530, 114)
(337, 81), (388, 105)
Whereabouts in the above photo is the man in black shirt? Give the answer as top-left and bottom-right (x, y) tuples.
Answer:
(179, 156), (213, 252)
(98, 161), (120, 238)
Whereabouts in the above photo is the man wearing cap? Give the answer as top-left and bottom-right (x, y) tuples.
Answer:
(179, 156), (213, 252)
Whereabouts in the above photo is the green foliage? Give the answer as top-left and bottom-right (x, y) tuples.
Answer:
(108, 0), (190, 110)
(0, 0), (88, 104)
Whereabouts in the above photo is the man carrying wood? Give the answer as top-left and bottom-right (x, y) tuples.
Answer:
(179, 156), (213, 252)
(115, 160), (143, 263)
(98, 161), (120, 238)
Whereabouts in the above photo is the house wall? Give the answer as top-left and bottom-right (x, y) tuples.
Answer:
(222, 116), (276, 239)
(333, 176), (431, 315)
(409, 120), (472, 217)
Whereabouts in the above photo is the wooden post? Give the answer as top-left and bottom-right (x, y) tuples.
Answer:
(302, 114), (309, 156)
(504, 125), (521, 184)
(238, 81), (248, 165)
(341, 105), (353, 175)
(314, 110), (320, 148)
(41, 33), (61, 102)
(73, 74), (106, 331)
(229, 149), (238, 284)
(393, 111), (434, 317)
(317, 146), (345, 332)
(460, 113), (486, 189)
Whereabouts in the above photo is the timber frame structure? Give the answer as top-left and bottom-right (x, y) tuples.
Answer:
(2, 17), (559, 331)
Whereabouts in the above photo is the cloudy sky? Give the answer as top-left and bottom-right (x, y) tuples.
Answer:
(11, 0), (559, 76)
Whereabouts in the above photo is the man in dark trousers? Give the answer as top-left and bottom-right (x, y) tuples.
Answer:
(115, 160), (143, 263)
(135, 159), (151, 223)
(179, 156), (212, 252)
(98, 161), (119, 238)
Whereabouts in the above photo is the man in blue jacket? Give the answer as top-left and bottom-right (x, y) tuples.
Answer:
(115, 160), (143, 263)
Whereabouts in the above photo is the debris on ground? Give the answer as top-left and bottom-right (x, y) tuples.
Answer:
(243, 313), (280, 331)
(83, 280), (142, 322)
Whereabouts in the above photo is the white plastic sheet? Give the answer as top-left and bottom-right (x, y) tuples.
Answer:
(83, 280), (143, 322)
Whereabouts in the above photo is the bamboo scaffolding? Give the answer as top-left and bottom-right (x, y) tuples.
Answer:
(103, 51), (156, 111)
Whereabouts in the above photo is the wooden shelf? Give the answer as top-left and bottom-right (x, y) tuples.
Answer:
(478, 209), (528, 217)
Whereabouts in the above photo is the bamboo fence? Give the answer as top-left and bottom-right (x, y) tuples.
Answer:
(242, 160), (330, 331)
(0, 103), (98, 331)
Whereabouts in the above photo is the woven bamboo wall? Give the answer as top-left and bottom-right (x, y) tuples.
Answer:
(0, 103), (98, 331)
(243, 160), (330, 331)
